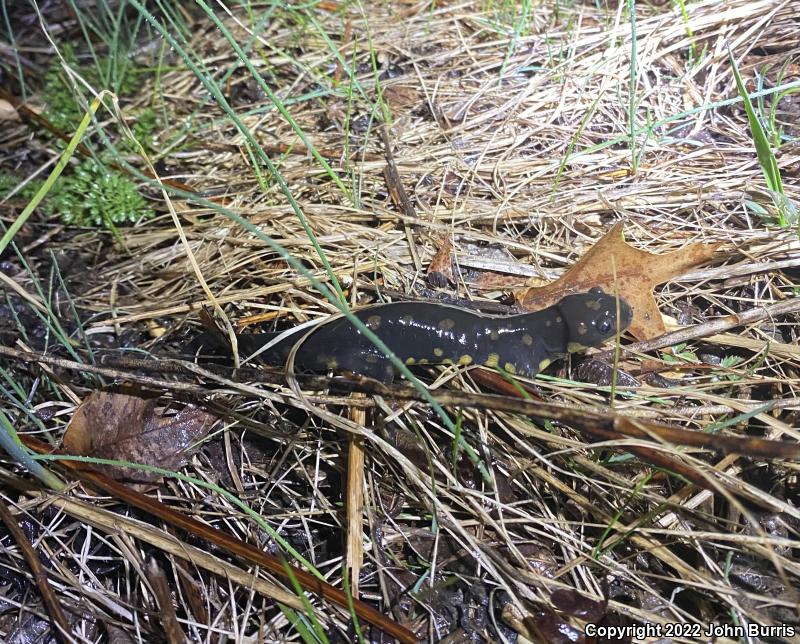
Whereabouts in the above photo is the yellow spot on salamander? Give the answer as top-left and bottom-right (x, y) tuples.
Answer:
(538, 358), (551, 371)
(433, 347), (444, 357)
(522, 334), (533, 346)
(438, 318), (455, 331)
(367, 314), (382, 329)
(405, 357), (416, 365)
(586, 299), (601, 311)
(503, 362), (517, 374)
(555, 315), (563, 324)
(442, 358), (454, 365)
(459, 355), (473, 366)
(418, 358), (429, 364)
(326, 358), (339, 369)
(567, 342), (588, 353)
(485, 353), (499, 368)
(365, 354), (378, 364)
(401, 314), (414, 325)
(490, 329), (499, 341)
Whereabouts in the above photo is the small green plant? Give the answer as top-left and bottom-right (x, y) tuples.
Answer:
(127, 106), (159, 153)
(711, 355), (745, 383)
(719, 355), (744, 369)
(662, 343), (699, 364)
(43, 45), (85, 131)
(38, 43), (156, 230)
(44, 158), (153, 228)
(755, 63), (800, 149)
(729, 48), (798, 227)
(43, 43), (143, 132)
(0, 174), (45, 201)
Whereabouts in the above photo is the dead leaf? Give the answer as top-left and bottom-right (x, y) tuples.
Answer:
(63, 391), (218, 485)
(517, 223), (719, 341)
(0, 99), (19, 121)
(383, 85), (421, 110)
(472, 271), (536, 291)
(426, 238), (540, 291)
(426, 236), (455, 287)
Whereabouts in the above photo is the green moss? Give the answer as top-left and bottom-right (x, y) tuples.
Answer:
(128, 106), (159, 153)
(35, 43), (155, 230)
(43, 44), (145, 132)
(43, 45), (84, 131)
(0, 174), (44, 201)
(43, 158), (153, 228)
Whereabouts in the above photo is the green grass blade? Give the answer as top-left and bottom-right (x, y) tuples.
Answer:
(627, 0), (638, 171)
(0, 409), (64, 490)
(728, 48), (786, 222)
(280, 558), (330, 644)
(342, 561), (366, 644)
(277, 604), (325, 644)
(1, 0), (27, 100)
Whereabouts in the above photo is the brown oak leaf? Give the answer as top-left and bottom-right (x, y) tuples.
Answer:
(517, 223), (720, 341)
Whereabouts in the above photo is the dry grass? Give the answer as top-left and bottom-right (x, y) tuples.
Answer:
(2, 0), (800, 641)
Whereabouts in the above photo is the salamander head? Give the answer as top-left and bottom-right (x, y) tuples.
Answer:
(556, 287), (632, 352)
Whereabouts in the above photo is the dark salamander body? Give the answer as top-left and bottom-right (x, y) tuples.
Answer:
(225, 287), (631, 382)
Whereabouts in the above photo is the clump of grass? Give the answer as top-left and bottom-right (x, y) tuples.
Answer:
(43, 157), (153, 228)
(729, 48), (798, 226)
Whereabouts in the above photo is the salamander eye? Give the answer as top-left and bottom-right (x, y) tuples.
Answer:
(596, 318), (613, 335)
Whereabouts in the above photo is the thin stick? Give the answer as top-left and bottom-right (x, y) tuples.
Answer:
(610, 297), (800, 360)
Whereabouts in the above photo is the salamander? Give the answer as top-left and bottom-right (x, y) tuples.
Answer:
(208, 287), (632, 382)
